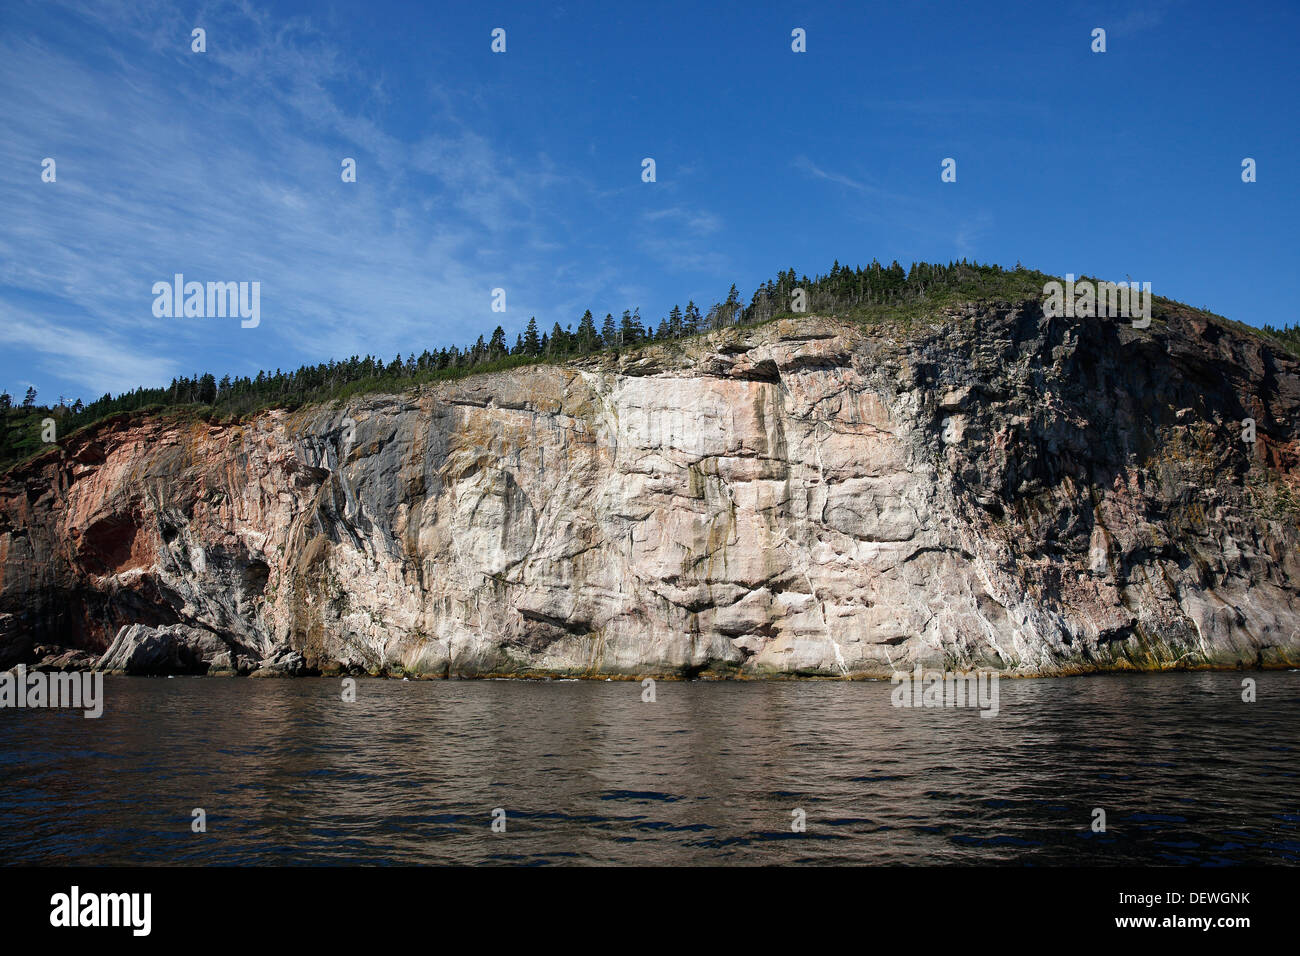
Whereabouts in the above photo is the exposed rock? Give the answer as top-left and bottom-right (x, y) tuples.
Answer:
(248, 647), (306, 678)
(30, 644), (99, 671)
(95, 623), (255, 676)
(2, 307), (1299, 677)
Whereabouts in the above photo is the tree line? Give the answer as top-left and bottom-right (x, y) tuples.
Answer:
(6, 258), (1288, 472)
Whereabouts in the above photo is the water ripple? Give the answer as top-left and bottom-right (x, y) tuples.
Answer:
(0, 672), (1296, 864)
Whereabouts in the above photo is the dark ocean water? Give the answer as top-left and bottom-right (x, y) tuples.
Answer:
(0, 672), (1296, 865)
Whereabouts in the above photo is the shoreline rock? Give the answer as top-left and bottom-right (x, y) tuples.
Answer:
(3, 308), (1299, 678)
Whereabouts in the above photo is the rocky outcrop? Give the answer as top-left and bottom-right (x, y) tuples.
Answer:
(2, 304), (1299, 677)
(28, 644), (99, 672)
(95, 623), (258, 675)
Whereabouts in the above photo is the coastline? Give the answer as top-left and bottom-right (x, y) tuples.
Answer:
(9, 659), (1296, 681)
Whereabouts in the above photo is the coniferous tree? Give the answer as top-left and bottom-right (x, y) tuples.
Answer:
(725, 284), (741, 325)
(576, 310), (599, 354)
(668, 304), (683, 339)
(524, 316), (541, 356)
(683, 301), (701, 336)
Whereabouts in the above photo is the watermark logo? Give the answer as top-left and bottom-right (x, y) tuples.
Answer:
(152, 274), (260, 328)
(0, 665), (103, 718)
(50, 887), (150, 936)
(1042, 274), (1151, 328)
(890, 663), (999, 718)
(42, 157), (56, 182)
(791, 28), (806, 53)
(941, 157), (956, 182)
(1091, 28), (1106, 53)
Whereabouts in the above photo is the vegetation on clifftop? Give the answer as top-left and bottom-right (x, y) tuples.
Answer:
(3, 258), (1297, 473)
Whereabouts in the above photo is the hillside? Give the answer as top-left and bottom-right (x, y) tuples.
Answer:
(9, 260), (1298, 475)
(2, 275), (1299, 677)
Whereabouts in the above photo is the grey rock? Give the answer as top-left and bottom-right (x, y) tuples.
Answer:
(31, 645), (99, 671)
(3, 308), (1299, 678)
(248, 647), (306, 678)
(95, 623), (249, 676)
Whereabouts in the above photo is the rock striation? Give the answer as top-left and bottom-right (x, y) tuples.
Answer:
(2, 305), (1299, 677)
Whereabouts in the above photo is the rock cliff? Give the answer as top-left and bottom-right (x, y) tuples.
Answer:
(3, 303), (1299, 677)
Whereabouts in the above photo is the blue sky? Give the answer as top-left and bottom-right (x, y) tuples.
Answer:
(2, 0), (1297, 404)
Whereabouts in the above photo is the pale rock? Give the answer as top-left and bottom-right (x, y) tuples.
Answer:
(2, 310), (1299, 677)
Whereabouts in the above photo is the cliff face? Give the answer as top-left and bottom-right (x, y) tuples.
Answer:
(3, 305), (1300, 677)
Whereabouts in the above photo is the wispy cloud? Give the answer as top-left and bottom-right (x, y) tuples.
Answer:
(642, 206), (723, 234)
(792, 156), (877, 195)
(954, 213), (995, 257)
(0, 306), (178, 396)
(636, 204), (729, 276)
(0, 0), (588, 397)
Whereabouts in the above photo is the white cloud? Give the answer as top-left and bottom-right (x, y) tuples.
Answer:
(0, 0), (590, 396)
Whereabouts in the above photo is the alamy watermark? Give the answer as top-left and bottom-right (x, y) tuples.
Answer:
(152, 274), (260, 328)
(890, 663), (999, 718)
(0, 664), (103, 718)
(50, 886), (150, 936)
(1043, 274), (1151, 328)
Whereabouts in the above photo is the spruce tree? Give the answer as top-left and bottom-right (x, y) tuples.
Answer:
(577, 310), (599, 354)
(683, 301), (701, 335)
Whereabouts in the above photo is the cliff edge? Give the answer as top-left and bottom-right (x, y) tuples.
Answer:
(3, 303), (1299, 677)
